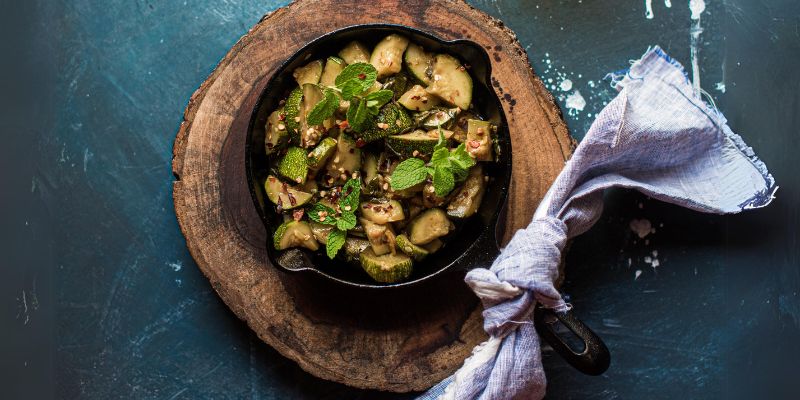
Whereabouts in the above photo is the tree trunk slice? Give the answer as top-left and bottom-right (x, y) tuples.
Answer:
(172, 0), (573, 392)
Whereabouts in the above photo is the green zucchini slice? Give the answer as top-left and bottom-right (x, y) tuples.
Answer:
(293, 60), (323, 85)
(406, 208), (451, 245)
(273, 220), (319, 251)
(277, 147), (309, 184)
(447, 165), (486, 218)
(398, 84), (440, 112)
(338, 41), (370, 65)
(319, 56), (345, 87)
(265, 107), (288, 154)
(369, 34), (410, 79)
(359, 248), (413, 283)
(404, 43), (434, 85)
(264, 175), (313, 210)
(425, 54), (473, 110)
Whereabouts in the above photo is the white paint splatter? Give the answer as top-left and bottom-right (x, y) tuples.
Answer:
(644, 256), (653, 264)
(715, 82), (727, 93)
(689, 0), (706, 94)
(645, 0), (654, 19)
(635, 270), (643, 280)
(651, 259), (661, 268)
(167, 261), (182, 272)
(665, 0), (672, 7)
(565, 90), (586, 114)
(83, 148), (93, 172)
(689, 0), (706, 19)
(559, 79), (573, 92)
(629, 219), (653, 239)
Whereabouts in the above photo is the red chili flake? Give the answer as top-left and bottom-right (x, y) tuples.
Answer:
(339, 120), (350, 129)
(266, 142), (274, 148)
(268, 176), (276, 183)
(276, 198), (283, 213)
(469, 140), (481, 148)
(292, 209), (304, 221)
(358, 73), (366, 80)
(281, 183), (288, 192)
(411, 95), (421, 100)
(386, 205), (393, 211)
(287, 192), (297, 206)
(362, 204), (371, 209)
(278, 113), (286, 121)
(348, 148), (355, 154)
(355, 138), (366, 148)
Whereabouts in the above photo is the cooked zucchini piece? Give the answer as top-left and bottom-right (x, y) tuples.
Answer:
(360, 103), (413, 142)
(319, 56), (345, 87)
(338, 41), (371, 65)
(293, 60), (323, 85)
(447, 165), (486, 218)
(404, 43), (434, 85)
(277, 147), (309, 184)
(273, 220), (319, 251)
(387, 181), (425, 200)
(325, 132), (361, 185)
(395, 234), (430, 261)
(451, 111), (478, 143)
(422, 182), (456, 207)
(298, 83), (333, 148)
(360, 199), (405, 224)
(300, 179), (318, 193)
(310, 221), (334, 244)
(264, 175), (313, 210)
(284, 87), (303, 139)
(425, 54), (473, 110)
(342, 237), (370, 263)
(360, 218), (393, 255)
(398, 84), (439, 112)
(265, 107), (289, 154)
(362, 153), (382, 195)
(420, 107), (460, 129)
(306, 137), (337, 174)
(359, 248), (413, 283)
(407, 208), (451, 245)
(369, 34), (410, 79)
(385, 129), (441, 157)
(466, 119), (493, 161)
(381, 73), (409, 99)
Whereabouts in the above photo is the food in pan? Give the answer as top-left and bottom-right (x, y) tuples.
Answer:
(262, 34), (497, 283)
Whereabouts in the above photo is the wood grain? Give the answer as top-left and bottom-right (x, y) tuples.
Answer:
(172, 0), (573, 392)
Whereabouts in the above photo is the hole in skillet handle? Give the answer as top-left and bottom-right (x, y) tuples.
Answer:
(245, 24), (512, 289)
(534, 304), (611, 376)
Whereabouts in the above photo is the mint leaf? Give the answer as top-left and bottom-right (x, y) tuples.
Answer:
(335, 63), (377, 96)
(308, 203), (338, 226)
(449, 143), (476, 182)
(307, 88), (339, 125)
(339, 178), (361, 211)
(340, 79), (365, 100)
(336, 212), (357, 231)
(364, 90), (394, 110)
(390, 158), (428, 190)
(450, 143), (476, 170)
(346, 98), (371, 132)
(430, 147), (450, 170)
(432, 166), (455, 196)
(325, 228), (346, 259)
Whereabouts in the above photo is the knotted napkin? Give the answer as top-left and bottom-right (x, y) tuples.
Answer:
(418, 46), (776, 400)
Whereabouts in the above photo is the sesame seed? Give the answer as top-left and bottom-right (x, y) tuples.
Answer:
(319, 190), (327, 197)
(344, 205), (351, 211)
(277, 123), (285, 130)
(382, 183), (389, 190)
(412, 150), (419, 157)
(295, 177), (303, 183)
(294, 117), (300, 122)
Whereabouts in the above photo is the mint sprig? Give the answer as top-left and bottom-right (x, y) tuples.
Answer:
(308, 178), (361, 258)
(335, 63), (377, 100)
(389, 129), (476, 196)
(306, 88), (339, 126)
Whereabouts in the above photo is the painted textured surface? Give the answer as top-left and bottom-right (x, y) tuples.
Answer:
(2, 0), (799, 399)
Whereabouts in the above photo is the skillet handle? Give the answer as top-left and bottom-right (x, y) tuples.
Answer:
(534, 304), (610, 376)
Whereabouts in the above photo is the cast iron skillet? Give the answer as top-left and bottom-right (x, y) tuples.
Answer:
(245, 24), (609, 376)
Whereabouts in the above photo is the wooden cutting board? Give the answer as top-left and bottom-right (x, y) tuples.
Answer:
(172, 0), (573, 392)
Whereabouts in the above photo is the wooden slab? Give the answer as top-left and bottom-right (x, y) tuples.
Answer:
(172, 0), (573, 392)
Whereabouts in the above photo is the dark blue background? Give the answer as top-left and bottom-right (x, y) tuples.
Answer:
(2, 1), (798, 399)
